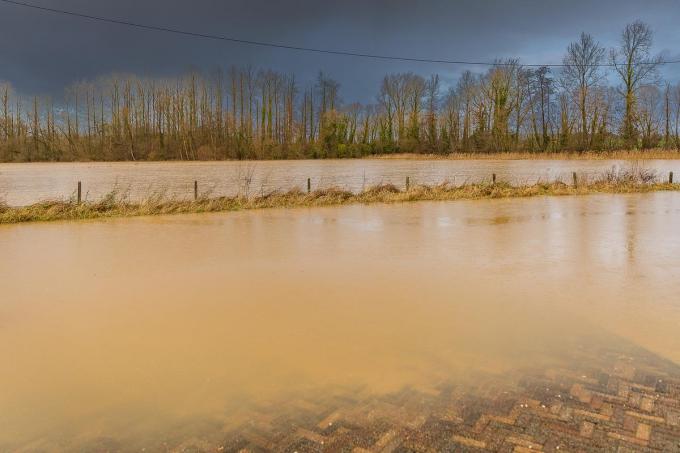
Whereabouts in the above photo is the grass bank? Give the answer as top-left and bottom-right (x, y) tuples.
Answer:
(1, 168), (678, 224)
(373, 149), (680, 160)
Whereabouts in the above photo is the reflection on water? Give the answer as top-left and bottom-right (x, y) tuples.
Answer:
(1, 158), (680, 206)
(1, 193), (680, 449)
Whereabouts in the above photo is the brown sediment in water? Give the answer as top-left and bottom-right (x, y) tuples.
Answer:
(1, 168), (678, 223)
(2, 192), (680, 450)
(45, 337), (676, 452)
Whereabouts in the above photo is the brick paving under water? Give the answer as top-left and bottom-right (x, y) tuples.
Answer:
(19, 339), (680, 453)
(98, 342), (680, 452)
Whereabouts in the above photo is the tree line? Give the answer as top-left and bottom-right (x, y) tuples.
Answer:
(1, 20), (679, 162)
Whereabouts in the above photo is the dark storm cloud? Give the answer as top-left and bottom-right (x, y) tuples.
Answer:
(1, 0), (679, 101)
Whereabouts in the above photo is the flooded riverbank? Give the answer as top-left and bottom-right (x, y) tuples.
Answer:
(1, 158), (680, 206)
(2, 193), (680, 450)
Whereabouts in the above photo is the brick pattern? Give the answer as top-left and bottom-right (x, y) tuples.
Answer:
(209, 345), (680, 452)
(9, 342), (680, 452)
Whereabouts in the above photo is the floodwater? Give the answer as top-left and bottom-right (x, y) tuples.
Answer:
(1, 158), (679, 206)
(2, 193), (680, 449)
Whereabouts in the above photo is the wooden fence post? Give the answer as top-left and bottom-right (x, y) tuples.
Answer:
(307, 178), (311, 193)
(492, 173), (496, 184)
(670, 171), (674, 184)
(406, 176), (410, 190)
(77, 181), (82, 204)
(194, 180), (198, 200)
(573, 172), (578, 188)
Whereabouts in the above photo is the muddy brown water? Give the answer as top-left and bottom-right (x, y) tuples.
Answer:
(1, 193), (680, 448)
(1, 159), (679, 206)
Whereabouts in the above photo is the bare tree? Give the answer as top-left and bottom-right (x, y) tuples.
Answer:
(611, 21), (662, 147)
(637, 84), (661, 148)
(404, 73), (426, 143)
(425, 74), (440, 151)
(485, 60), (520, 151)
(561, 32), (606, 150)
(457, 72), (481, 148)
(527, 67), (554, 150)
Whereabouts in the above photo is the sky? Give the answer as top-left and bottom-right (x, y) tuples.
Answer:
(1, 0), (680, 102)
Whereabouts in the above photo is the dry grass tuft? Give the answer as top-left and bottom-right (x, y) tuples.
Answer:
(1, 168), (678, 224)
(374, 149), (680, 161)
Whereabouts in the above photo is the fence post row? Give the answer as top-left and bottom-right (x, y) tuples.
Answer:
(66, 169), (677, 205)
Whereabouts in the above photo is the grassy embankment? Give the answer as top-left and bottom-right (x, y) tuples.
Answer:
(374, 149), (680, 160)
(1, 168), (677, 224)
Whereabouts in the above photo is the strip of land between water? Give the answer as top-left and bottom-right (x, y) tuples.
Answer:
(2, 167), (678, 224)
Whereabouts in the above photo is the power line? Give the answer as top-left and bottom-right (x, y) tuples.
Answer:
(1, 0), (679, 68)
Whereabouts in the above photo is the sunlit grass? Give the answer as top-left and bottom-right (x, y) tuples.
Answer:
(1, 167), (677, 224)
(374, 149), (680, 160)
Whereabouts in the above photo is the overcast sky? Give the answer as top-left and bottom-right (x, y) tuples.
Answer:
(1, 0), (679, 102)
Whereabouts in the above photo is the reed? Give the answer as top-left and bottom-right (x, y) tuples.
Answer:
(1, 168), (678, 224)
(373, 149), (680, 160)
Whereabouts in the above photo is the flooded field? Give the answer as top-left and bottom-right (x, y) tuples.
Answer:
(2, 193), (680, 451)
(1, 159), (680, 206)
